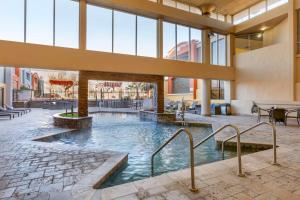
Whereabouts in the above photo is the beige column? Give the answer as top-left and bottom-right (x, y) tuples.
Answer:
(78, 71), (88, 117)
(225, 33), (236, 101)
(79, 0), (87, 50)
(156, 76), (164, 113)
(157, 18), (163, 59)
(288, 0), (296, 100)
(200, 29), (211, 116)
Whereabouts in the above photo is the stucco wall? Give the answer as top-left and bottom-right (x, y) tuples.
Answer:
(233, 42), (292, 114)
(263, 18), (288, 46)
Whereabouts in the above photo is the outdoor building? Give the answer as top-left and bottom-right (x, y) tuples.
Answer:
(0, 0), (300, 199)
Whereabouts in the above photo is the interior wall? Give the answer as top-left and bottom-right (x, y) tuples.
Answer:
(233, 42), (292, 114)
(263, 18), (288, 46)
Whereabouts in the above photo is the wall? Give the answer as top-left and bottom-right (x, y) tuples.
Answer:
(233, 42), (292, 114)
(263, 18), (288, 46)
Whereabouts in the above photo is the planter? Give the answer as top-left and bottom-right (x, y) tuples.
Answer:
(139, 110), (176, 123)
(53, 113), (92, 129)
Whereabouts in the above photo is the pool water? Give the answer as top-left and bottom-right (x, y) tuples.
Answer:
(49, 113), (244, 188)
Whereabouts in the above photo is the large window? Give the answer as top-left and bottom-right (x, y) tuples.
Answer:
(267, 0), (288, 10)
(87, 5), (112, 52)
(211, 80), (224, 100)
(137, 16), (157, 57)
(176, 25), (190, 61)
(114, 11), (136, 55)
(250, 1), (266, 18)
(233, 9), (249, 25)
(26, 0), (53, 45)
(163, 22), (202, 63)
(211, 34), (227, 66)
(163, 22), (176, 59)
(55, 0), (79, 48)
(0, 0), (24, 42)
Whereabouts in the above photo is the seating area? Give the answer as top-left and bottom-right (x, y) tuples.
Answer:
(0, 105), (31, 120)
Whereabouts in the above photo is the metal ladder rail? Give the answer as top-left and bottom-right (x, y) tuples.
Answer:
(151, 128), (198, 192)
(221, 122), (277, 165)
(193, 124), (244, 177)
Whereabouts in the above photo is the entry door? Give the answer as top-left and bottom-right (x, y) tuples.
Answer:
(0, 88), (4, 107)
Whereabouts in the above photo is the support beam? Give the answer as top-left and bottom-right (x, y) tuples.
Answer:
(79, 0), (87, 50)
(288, 0), (296, 100)
(156, 76), (164, 113)
(78, 71), (88, 117)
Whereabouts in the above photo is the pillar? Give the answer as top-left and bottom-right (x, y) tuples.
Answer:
(78, 71), (88, 117)
(156, 76), (164, 113)
(225, 33), (236, 101)
(79, 0), (87, 50)
(200, 29), (211, 116)
(288, 0), (296, 100)
(157, 18), (163, 59)
(4, 67), (13, 107)
(201, 79), (211, 116)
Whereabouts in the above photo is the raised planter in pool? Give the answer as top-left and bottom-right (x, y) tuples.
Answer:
(53, 113), (92, 129)
(139, 110), (176, 122)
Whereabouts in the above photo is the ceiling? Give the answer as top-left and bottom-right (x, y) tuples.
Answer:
(180, 0), (263, 15)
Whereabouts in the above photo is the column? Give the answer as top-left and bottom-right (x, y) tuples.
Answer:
(79, 0), (87, 50)
(225, 33), (236, 101)
(288, 0), (296, 100)
(78, 71), (88, 117)
(4, 68), (13, 107)
(200, 29), (211, 116)
(157, 18), (163, 59)
(156, 76), (164, 113)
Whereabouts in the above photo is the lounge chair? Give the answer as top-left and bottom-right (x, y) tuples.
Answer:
(0, 106), (21, 117)
(270, 108), (287, 125)
(0, 112), (13, 119)
(5, 105), (31, 114)
(285, 108), (300, 125)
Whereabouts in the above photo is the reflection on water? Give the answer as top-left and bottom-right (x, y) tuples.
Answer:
(49, 113), (246, 188)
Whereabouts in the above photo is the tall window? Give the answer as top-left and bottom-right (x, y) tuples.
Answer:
(87, 5), (112, 52)
(0, 0), (24, 42)
(211, 80), (224, 100)
(114, 11), (136, 55)
(26, 0), (53, 45)
(163, 22), (202, 63)
(267, 0), (288, 10)
(176, 25), (190, 61)
(163, 22), (176, 59)
(55, 0), (79, 48)
(250, 1), (266, 18)
(211, 34), (227, 66)
(137, 16), (157, 57)
(233, 9), (249, 25)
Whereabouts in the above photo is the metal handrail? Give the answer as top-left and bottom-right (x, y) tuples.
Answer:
(151, 128), (198, 192)
(221, 122), (277, 165)
(193, 124), (244, 177)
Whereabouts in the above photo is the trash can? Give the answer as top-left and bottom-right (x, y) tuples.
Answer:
(211, 104), (221, 115)
(221, 103), (231, 115)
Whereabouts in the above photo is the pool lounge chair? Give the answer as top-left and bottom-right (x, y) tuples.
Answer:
(285, 108), (300, 125)
(0, 106), (21, 117)
(0, 112), (13, 119)
(5, 105), (31, 114)
(270, 108), (287, 125)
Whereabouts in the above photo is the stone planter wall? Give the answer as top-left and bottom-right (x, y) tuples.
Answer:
(139, 110), (176, 123)
(53, 113), (92, 129)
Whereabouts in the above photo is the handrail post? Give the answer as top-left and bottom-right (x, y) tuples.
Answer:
(236, 128), (244, 177)
(271, 123), (277, 165)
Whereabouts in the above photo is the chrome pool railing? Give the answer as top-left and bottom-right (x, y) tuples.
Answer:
(151, 128), (198, 192)
(221, 121), (277, 165)
(193, 124), (244, 177)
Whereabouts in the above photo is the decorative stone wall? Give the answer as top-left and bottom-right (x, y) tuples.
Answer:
(53, 113), (92, 129)
(139, 110), (176, 123)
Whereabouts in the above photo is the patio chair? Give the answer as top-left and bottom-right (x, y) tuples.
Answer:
(0, 106), (21, 117)
(270, 108), (287, 125)
(285, 108), (300, 125)
(5, 105), (30, 114)
(0, 112), (13, 119)
(251, 102), (273, 122)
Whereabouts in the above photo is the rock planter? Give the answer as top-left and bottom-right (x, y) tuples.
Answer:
(53, 113), (92, 129)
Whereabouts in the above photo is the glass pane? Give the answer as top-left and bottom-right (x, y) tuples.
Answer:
(163, 22), (176, 59)
(0, 0), (24, 42)
(176, 2), (189, 12)
(87, 5), (112, 52)
(250, 1), (266, 18)
(190, 6), (202, 15)
(176, 25), (190, 61)
(210, 35), (218, 65)
(163, 0), (176, 7)
(210, 13), (217, 20)
(114, 11), (136, 55)
(55, 0), (79, 48)
(233, 9), (249, 25)
(26, 0), (53, 45)
(137, 16), (157, 57)
(218, 14), (225, 21)
(190, 28), (202, 63)
(267, 0), (288, 10)
(218, 35), (226, 66)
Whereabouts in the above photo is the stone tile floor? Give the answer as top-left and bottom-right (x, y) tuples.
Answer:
(0, 109), (122, 200)
(1, 109), (300, 200)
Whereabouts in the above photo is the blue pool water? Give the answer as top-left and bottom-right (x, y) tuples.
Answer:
(49, 113), (242, 188)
